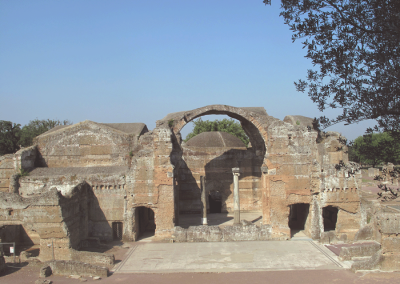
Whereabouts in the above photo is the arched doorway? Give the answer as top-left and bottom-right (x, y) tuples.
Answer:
(134, 207), (156, 240)
(163, 106), (268, 228)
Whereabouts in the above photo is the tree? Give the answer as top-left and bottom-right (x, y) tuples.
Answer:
(350, 132), (400, 166)
(184, 118), (250, 146)
(267, 0), (400, 132)
(19, 119), (72, 148)
(0, 121), (21, 155)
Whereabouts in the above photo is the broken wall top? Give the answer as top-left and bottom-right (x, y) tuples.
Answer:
(185, 131), (246, 148)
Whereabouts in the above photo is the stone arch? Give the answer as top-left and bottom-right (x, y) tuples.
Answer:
(158, 106), (272, 227)
(159, 105), (269, 160)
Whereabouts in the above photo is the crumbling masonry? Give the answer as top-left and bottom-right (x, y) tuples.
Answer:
(0, 105), (399, 270)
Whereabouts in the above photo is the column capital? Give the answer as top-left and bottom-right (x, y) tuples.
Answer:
(232, 167), (240, 175)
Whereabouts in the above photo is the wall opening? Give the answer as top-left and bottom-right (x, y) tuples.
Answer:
(323, 206), (338, 231)
(208, 191), (222, 213)
(0, 225), (40, 257)
(173, 112), (265, 228)
(135, 207), (156, 240)
(112, 222), (123, 240)
(288, 203), (310, 236)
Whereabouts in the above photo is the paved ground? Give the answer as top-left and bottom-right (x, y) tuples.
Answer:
(113, 240), (347, 273)
(2, 240), (400, 284)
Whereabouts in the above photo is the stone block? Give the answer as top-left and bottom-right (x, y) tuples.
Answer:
(354, 224), (374, 241)
(329, 152), (343, 164)
(380, 253), (400, 271)
(339, 242), (381, 260)
(377, 213), (400, 234)
(320, 231), (337, 244)
(48, 260), (108, 278)
(381, 236), (400, 253)
(222, 225), (253, 241)
(172, 226), (187, 242)
(351, 250), (383, 272)
(70, 249), (114, 268)
(90, 146), (112, 155)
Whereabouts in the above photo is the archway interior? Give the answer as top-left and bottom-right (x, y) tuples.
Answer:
(0, 224), (39, 257)
(288, 203), (310, 237)
(135, 207), (156, 240)
(323, 206), (338, 232)
(175, 111), (266, 155)
(208, 191), (222, 213)
(172, 113), (266, 228)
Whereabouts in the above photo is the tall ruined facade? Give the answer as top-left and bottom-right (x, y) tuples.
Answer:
(0, 105), (363, 261)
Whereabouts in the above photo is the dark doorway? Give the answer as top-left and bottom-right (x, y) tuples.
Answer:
(208, 191), (222, 213)
(0, 225), (39, 257)
(323, 206), (338, 231)
(112, 222), (123, 240)
(288, 203), (310, 231)
(136, 207), (156, 240)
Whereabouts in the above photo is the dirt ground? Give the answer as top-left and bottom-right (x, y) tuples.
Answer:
(2, 261), (400, 284)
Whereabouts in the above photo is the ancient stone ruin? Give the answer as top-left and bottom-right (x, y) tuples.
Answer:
(0, 105), (399, 272)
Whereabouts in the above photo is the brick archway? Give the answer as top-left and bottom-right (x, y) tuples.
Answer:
(158, 105), (269, 160)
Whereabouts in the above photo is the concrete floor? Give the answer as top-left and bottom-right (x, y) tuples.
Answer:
(115, 213), (346, 274)
(113, 240), (349, 273)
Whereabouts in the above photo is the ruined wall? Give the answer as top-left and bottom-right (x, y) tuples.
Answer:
(0, 146), (37, 192)
(0, 184), (95, 262)
(18, 168), (127, 242)
(124, 128), (175, 240)
(317, 133), (362, 240)
(265, 119), (319, 238)
(0, 189), (69, 261)
(357, 199), (400, 271)
(0, 154), (14, 192)
(376, 212), (400, 271)
(0, 105), (364, 248)
(177, 145), (263, 214)
(264, 118), (362, 240)
(35, 121), (133, 168)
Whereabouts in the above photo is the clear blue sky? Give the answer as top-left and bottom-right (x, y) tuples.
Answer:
(0, 0), (374, 140)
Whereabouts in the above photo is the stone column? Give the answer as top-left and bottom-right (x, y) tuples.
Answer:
(200, 176), (207, 225)
(232, 168), (240, 224)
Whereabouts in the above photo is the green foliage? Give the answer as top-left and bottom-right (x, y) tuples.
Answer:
(274, 0), (400, 133)
(184, 118), (249, 146)
(0, 119), (72, 155)
(296, 120), (300, 125)
(18, 168), (29, 177)
(0, 121), (21, 155)
(19, 119), (72, 147)
(168, 119), (174, 128)
(129, 151), (133, 158)
(350, 132), (400, 167)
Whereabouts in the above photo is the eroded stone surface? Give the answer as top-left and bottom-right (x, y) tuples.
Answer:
(2, 104), (398, 270)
